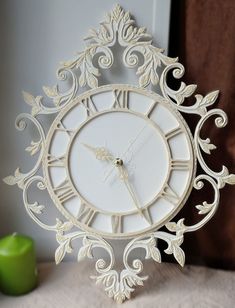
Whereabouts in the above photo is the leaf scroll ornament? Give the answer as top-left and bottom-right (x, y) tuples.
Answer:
(3, 168), (25, 189)
(28, 202), (45, 215)
(55, 238), (73, 265)
(143, 236), (161, 263)
(77, 237), (93, 261)
(164, 237), (185, 267)
(25, 140), (42, 156)
(55, 219), (74, 264)
(22, 91), (43, 116)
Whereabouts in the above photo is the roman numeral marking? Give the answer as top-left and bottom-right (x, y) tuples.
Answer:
(111, 215), (122, 233)
(77, 204), (96, 226)
(112, 89), (129, 109)
(142, 207), (153, 225)
(53, 179), (76, 203)
(161, 184), (179, 205)
(171, 160), (190, 170)
(165, 127), (182, 140)
(47, 154), (66, 167)
(146, 101), (158, 118)
(56, 121), (75, 137)
(81, 96), (97, 117)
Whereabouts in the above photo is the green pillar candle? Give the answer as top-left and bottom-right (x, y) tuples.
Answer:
(0, 233), (37, 295)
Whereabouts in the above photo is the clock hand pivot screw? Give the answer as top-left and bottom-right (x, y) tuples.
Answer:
(114, 158), (123, 166)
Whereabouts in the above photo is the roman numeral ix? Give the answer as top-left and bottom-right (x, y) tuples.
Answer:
(53, 178), (76, 203)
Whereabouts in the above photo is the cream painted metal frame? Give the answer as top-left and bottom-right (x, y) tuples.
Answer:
(3, 4), (235, 303)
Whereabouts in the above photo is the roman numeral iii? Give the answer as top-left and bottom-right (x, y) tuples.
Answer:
(171, 160), (190, 170)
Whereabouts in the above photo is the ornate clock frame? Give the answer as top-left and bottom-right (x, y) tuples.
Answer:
(3, 5), (235, 303)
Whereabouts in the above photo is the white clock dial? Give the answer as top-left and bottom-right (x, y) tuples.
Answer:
(43, 85), (196, 238)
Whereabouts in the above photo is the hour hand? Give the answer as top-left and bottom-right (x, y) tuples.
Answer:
(82, 143), (114, 162)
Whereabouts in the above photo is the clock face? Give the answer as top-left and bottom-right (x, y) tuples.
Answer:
(43, 85), (196, 238)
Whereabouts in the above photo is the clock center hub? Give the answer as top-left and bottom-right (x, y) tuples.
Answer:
(114, 158), (123, 166)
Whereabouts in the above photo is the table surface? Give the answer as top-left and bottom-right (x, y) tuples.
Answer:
(0, 261), (234, 308)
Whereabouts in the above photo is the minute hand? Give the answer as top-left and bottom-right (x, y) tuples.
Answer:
(103, 124), (147, 182)
(117, 165), (151, 224)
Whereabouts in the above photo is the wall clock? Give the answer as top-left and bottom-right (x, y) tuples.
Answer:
(3, 4), (235, 303)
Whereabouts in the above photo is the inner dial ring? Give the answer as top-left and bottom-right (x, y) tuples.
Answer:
(67, 109), (171, 216)
(43, 84), (196, 239)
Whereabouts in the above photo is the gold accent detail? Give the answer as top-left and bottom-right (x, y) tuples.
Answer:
(82, 143), (114, 162)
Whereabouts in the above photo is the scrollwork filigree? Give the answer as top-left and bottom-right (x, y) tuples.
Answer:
(3, 114), (45, 189)
(86, 231), (184, 303)
(89, 230), (185, 303)
(195, 110), (235, 188)
(159, 63), (222, 117)
(124, 43), (177, 87)
(22, 4), (179, 116)
(166, 175), (220, 236)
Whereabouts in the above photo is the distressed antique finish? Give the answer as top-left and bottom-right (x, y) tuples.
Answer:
(3, 5), (235, 304)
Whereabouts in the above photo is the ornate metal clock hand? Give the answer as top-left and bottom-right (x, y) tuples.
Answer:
(82, 143), (114, 162)
(115, 160), (151, 225)
(103, 124), (147, 182)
